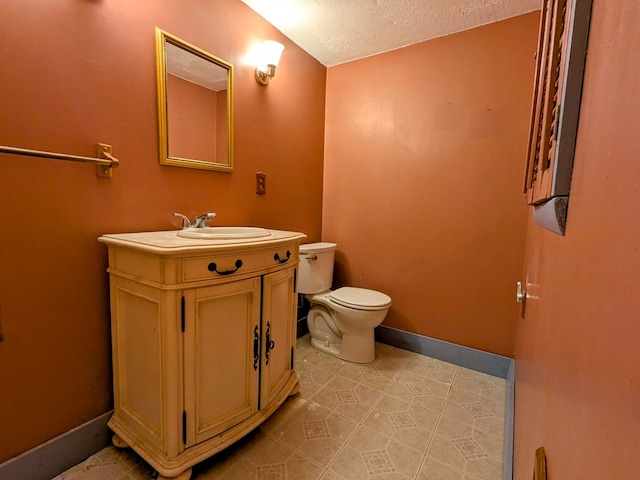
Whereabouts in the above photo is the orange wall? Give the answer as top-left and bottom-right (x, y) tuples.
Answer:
(323, 13), (538, 357)
(0, 0), (325, 462)
(513, 1), (640, 478)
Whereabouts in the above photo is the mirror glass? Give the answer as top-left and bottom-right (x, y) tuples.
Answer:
(155, 28), (234, 171)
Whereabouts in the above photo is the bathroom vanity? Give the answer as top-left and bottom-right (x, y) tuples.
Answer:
(98, 228), (305, 479)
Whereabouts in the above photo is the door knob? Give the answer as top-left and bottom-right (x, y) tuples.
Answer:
(516, 281), (526, 303)
(516, 281), (527, 319)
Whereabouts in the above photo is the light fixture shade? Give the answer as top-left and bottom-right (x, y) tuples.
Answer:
(259, 40), (285, 67)
(255, 40), (285, 85)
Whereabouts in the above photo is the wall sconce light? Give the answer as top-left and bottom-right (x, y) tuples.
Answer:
(255, 40), (285, 86)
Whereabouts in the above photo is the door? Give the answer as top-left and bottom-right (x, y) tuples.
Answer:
(183, 277), (261, 446)
(260, 266), (297, 408)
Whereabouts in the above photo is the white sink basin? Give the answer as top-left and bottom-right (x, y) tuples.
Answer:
(176, 227), (271, 240)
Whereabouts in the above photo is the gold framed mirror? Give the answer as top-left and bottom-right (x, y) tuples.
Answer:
(155, 28), (234, 172)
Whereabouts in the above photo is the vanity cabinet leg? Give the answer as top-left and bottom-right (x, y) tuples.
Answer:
(289, 378), (301, 396)
(158, 468), (192, 480)
(111, 434), (129, 449)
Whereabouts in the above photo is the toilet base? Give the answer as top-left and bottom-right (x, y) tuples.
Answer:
(310, 336), (342, 359)
(339, 328), (376, 363)
(306, 294), (385, 364)
(309, 330), (375, 364)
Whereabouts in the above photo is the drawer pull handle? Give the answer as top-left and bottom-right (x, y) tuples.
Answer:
(274, 250), (291, 264)
(265, 321), (276, 365)
(253, 326), (260, 371)
(208, 259), (243, 275)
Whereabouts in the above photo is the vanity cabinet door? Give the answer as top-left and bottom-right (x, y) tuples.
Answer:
(183, 277), (261, 447)
(260, 266), (297, 408)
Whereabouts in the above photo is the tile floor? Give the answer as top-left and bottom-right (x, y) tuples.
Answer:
(53, 335), (507, 480)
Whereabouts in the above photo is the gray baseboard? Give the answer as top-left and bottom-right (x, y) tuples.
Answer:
(0, 411), (112, 480)
(374, 325), (515, 480)
(375, 325), (512, 379)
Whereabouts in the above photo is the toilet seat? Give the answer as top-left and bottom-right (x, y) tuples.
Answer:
(329, 287), (392, 311)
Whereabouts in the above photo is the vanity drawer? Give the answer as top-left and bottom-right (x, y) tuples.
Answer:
(181, 245), (298, 282)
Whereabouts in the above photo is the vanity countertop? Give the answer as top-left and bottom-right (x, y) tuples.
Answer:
(98, 229), (306, 255)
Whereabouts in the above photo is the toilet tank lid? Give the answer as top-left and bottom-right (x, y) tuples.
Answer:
(300, 242), (337, 253)
(329, 287), (391, 309)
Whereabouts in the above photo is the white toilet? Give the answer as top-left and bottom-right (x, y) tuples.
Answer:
(298, 242), (391, 363)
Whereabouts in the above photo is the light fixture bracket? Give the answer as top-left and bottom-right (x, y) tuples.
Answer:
(255, 64), (276, 85)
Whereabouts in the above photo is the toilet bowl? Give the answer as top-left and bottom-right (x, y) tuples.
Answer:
(298, 243), (391, 363)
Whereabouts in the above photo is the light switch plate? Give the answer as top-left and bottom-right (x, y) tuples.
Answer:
(256, 172), (266, 194)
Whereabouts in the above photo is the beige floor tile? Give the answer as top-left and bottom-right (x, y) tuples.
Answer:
(218, 436), (325, 480)
(298, 347), (349, 375)
(386, 371), (451, 413)
(362, 394), (439, 453)
(416, 456), (473, 480)
(268, 400), (358, 467)
(442, 385), (505, 437)
(434, 416), (503, 459)
(193, 428), (268, 479)
(427, 416), (503, 480)
(371, 356), (411, 380)
(398, 356), (459, 385)
(462, 456), (503, 480)
(296, 337), (316, 355)
(374, 344), (417, 362)
(453, 368), (506, 404)
(52, 337), (507, 480)
(446, 386), (505, 416)
(118, 462), (157, 480)
(374, 342), (403, 358)
(320, 471), (348, 480)
(53, 447), (143, 480)
(337, 362), (394, 392)
(311, 376), (383, 422)
(297, 366), (337, 399)
(328, 425), (423, 479)
(259, 395), (309, 436)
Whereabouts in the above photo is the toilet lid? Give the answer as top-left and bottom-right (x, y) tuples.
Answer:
(329, 287), (391, 310)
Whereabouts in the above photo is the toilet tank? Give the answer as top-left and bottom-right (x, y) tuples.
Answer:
(297, 242), (337, 294)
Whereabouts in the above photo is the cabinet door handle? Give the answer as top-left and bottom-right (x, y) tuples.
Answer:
(208, 259), (243, 275)
(253, 326), (260, 371)
(274, 250), (291, 264)
(265, 322), (276, 365)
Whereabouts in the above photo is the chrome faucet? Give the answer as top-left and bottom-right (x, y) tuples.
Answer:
(193, 212), (216, 228)
(173, 212), (216, 229)
(173, 213), (191, 228)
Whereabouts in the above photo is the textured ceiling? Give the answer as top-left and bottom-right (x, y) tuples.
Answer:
(241, 0), (541, 66)
(166, 42), (228, 91)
